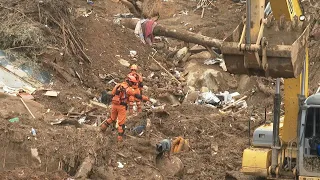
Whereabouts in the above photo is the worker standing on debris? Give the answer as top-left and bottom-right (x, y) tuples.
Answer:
(128, 64), (145, 114)
(156, 136), (188, 159)
(100, 75), (150, 141)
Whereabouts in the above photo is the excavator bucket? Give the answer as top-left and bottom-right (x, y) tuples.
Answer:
(221, 18), (310, 78)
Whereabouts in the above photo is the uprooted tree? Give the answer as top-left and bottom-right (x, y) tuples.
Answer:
(115, 0), (225, 48)
(117, 18), (223, 48)
(0, 0), (91, 63)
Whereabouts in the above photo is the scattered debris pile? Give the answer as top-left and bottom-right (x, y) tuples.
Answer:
(0, 0), (319, 179)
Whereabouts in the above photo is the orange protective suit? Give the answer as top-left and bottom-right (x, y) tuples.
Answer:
(100, 81), (147, 141)
(128, 71), (145, 114)
(128, 88), (149, 114)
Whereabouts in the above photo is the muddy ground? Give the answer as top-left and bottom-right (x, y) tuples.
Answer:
(0, 0), (319, 179)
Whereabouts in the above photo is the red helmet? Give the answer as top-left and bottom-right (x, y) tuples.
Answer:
(127, 75), (138, 83)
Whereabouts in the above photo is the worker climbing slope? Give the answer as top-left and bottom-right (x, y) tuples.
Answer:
(100, 75), (150, 141)
(127, 64), (147, 114)
(128, 64), (143, 90)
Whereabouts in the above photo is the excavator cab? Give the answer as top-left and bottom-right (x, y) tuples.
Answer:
(221, 0), (310, 78)
(298, 94), (320, 178)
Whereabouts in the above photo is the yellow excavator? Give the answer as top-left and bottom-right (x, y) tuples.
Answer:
(221, 0), (320, 179)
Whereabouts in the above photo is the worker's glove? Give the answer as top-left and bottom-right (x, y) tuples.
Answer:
(115, 90), (121, 95)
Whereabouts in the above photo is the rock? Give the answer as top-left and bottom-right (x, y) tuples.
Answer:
(226, 163), (235, 170)
(183, 86), (195, 93)
(200, 86), (209, 93)
(94, 166), (114, 179)
(149, 63), (161, 71)
(136, 1), (142, 9)
(68, 68), (76, 77)
(189, 51), (211, 60)
(310, 40), (317, 47)
(237, 123), (249, 131)
(202, 70), (219, 91)
(187, 168), (195, 174)
(237, 75), (251, 92)
(93, 166), (128, 180)
(156, 156), (184, 177)
(154, 42), (166, 49)
(143, 85), (149, 91)
(118, 59), (130, 67)
(186, 63), (219, 92)
(190, 44), (205, 51)
(221, 132), (234, 138)
(211, 144), (218, 152)
(188, 86), (196, 92)
(175, 47), (188, 59)
(311, 24), (320, 41)
(184, 91), (199, 103)
(179, 77), (186, 81)
(158, 93), (180, 106)
(31, 148), (41, 164)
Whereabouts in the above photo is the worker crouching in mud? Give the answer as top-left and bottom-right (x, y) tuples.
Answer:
(156, 137), (188, 159)
(100, 75), (150, 141)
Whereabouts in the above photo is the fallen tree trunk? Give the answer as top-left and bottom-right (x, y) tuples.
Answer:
(118, 18), (223, 48)
(256, 79), (275, 96)
(75, 155), (95, 179)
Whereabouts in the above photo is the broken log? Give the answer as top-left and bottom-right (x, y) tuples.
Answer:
(222, 96), (248, 111)
(42, 60), (75, 83)
(118, 18), (223, 48)
(150, 53), (181, 85)
(20, 98), (36, 119)
(90, 100), (109, 109)
(256, 79), (274, 96)
(181, 52), (192, 63)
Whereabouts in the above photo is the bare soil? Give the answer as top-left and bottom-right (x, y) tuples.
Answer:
(0, 0), (319, 179)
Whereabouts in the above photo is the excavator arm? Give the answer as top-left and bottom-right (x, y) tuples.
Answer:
(221, 0), (309, 78)
(221, 0), (311, 179)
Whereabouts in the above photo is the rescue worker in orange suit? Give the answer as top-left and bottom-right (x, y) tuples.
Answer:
(100, 75), (150, 141)
(127, 64), (145, 114)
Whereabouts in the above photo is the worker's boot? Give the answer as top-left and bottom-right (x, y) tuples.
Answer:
(117, 125), (125, 142)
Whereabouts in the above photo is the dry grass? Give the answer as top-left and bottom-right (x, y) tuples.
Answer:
(0, 0), (87, 62)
